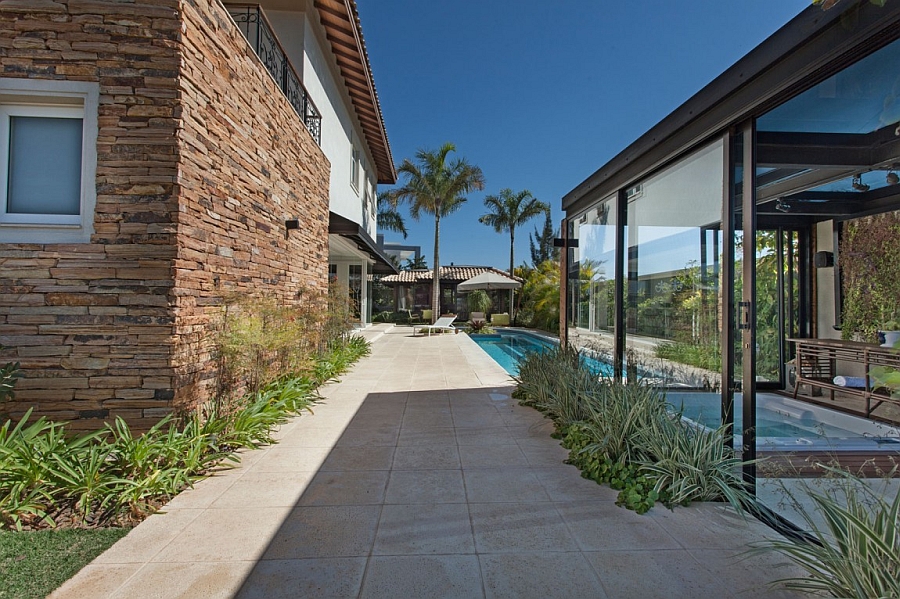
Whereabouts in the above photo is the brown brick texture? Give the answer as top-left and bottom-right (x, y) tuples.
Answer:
(0, 0), (330, 430)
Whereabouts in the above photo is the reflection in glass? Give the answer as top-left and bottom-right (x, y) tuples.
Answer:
(348, 264), (362, 318)
(625, 140), (725, 389)
(757, 36), (900, 135)
(568, 196), (616, 335)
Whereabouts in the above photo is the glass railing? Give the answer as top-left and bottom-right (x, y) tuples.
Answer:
(226, 4), (322, 145)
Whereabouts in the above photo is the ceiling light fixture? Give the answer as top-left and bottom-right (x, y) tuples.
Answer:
(851, 174), (870, 192)
(887, 170), (899, 185)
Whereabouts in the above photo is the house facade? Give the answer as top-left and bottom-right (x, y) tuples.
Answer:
(0, 0), (393, 428)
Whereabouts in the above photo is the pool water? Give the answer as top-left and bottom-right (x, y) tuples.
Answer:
(470, 330), (900, 447)
(470, 330), (614, 377)
(469, 332), (551, 375)
(670, 393), (854, 440)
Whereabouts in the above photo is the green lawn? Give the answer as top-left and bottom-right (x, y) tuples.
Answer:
(0, 528), (129, 599)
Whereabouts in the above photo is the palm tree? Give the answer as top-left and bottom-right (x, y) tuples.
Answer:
(479, 188), (549, 320)
(392, 143), (485, 322)
(403, 255), (428, 270)
(377, 191), (407, 238)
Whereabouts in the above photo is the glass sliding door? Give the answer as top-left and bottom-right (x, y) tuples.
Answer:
(624, 140), (725, 392)
(566, 195), (618, 362)
(755, 228), (805, 387)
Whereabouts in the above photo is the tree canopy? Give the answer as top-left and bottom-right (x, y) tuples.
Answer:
(479, 188), (548, 321)
(529, 210), (558, 267)
(391, 143), (485, 320)
(377, 191), (407, 238)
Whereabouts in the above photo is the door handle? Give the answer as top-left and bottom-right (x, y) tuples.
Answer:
(738, 301), (751, 330)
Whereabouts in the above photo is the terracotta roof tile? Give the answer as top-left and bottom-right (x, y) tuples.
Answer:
(380, 265), (522, 284)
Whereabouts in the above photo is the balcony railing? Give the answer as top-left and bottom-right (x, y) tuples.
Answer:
(226, 4), (322, 145)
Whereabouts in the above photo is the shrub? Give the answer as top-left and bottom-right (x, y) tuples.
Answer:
(0, 359), (21, 405)
(840, 212), (900, 343)
(655, 341), (721, 372)
(515, 346), (752, 514)
(0, 337), (370, 531)
(213, 284), (356, 413)
(758, 467), (900, 598)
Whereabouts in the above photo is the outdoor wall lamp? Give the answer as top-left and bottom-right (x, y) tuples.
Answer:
(775, 198), (791, 212)
(851, 174), (870, 192)
(284, 218), (300, 240)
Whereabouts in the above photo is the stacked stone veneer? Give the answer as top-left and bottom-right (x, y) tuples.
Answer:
(0, 0), (330, 429)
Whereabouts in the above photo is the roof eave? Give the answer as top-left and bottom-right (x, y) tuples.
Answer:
(314, 0), (397, 184)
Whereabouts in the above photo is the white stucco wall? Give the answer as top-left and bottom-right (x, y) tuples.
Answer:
(267, 2), (379, 236)
(816, 220), (840, 341)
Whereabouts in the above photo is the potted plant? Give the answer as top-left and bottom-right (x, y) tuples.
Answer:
(878, 316), (900, 347)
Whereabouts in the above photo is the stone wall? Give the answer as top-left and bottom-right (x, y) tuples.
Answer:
(171, 0), (330, 405)
(0, 0), (330, 429)
(0, 0), (182, 430)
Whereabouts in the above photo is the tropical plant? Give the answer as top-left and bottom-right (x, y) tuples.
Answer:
(515, 347), (753, 514)
(467, 319), (491, 333)
(0, 334), (370, 531)
(519, 259), (560, 333)
(391, 143), (485, 322)
(0, 357), (20, 405)
(376, 190), (407, 238)
(840, 212), (900, 343)
(529, 209), (558, 267)
(635, 418), (751, 509)
(403, 255), (428, 270)
(479, 188), (549, 320)
(758, 466), (900, 598)
(466, 289), (492, 314)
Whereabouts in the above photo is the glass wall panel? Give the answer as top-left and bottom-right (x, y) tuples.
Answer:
(625, 140), (725, 389)
(566, 195), (617, 360)
(753, 36), (900, 529)
(348, 264), (362, 319)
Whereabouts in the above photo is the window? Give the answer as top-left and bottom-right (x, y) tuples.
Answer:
(351, 143), (361, 192)
(0, 79), (98, 243)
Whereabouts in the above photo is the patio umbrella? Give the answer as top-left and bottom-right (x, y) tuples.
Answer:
(456, 271), (521, 292)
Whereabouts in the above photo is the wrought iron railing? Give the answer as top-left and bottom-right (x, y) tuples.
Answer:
(227, 4), (322, 145)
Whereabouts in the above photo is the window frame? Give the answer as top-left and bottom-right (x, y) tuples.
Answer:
(0, 104), (85, 226)
(0, 79), (99, 243)
(350, 142), (361, 193)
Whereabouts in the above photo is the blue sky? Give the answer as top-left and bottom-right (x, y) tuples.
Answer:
(357, 1), (810, 271)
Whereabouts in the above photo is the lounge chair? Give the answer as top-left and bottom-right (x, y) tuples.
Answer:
(469, 312), (486, 322)
(417, 314), (457, 336)
(491, 313), (510, 326)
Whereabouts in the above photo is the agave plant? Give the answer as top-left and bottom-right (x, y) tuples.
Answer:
(635, 417), (752, 511)
(758, 467), (900, 598)
(578, 380), (670, 464)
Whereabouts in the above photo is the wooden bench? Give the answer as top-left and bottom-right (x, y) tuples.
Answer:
(790, 337), (900, 417)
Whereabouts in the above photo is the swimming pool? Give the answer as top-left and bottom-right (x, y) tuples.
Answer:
(469, 329), (614, 376)
(469, 329), (900, 449)
(671, 392), (900, 450)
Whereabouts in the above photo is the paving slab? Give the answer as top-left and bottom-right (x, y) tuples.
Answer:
(51, 326), (804, 598)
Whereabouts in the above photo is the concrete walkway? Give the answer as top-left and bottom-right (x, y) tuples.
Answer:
(52, 325), (802, 598)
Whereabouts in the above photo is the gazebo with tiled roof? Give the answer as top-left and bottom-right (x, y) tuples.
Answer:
(378, 265), (522, 317)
